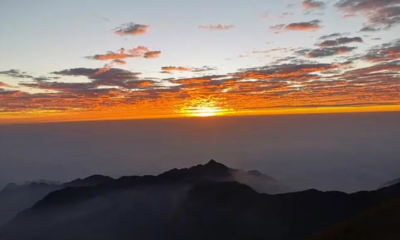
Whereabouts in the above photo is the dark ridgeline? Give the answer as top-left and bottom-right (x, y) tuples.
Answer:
(0, 160), (399, 240)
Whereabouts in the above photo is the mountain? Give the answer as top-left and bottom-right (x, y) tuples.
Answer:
(379, 177), (400, 189)
(157, 159), (290, 194)
(63, 175), (114, 187)
(1, 160), (400, 240)
(0, 160), (282, 229)
(304, 199), (400, 240)
(0, 182), (61, 228)
(0, 175), (114, 228)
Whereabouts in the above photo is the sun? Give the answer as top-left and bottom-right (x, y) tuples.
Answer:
(178, 97), (232, 117)
(189, 107), (221, 117)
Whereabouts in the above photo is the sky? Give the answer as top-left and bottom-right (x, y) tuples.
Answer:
(0, 0), (399, 124)
(1, 112), (400, 192)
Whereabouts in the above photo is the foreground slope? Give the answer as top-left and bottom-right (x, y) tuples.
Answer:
(305, 199), (400, 240)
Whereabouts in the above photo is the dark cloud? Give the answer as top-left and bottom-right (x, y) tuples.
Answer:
(114, 23), (149, 35)
(336, 0), (400, 30)
(52, 68), (154, 91)
(363, 39), (400, 62)
(0, 69), (34, 79)
(319, 33), (343, 40)
(53, 68), (139, 80)
(305, 46), (357, 58)
(236, 62), (338, 81)
(0, 69), (58, 82)
(360, 25), (380, 31)
(318, 37), (363, 47)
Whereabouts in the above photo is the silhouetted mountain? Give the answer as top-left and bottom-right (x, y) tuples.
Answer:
(379, 177), (400, 188)
(1, 160), (400, 240)
(0, 175), (113, 228)
(305, 199), (400, 240)
(157, 159), (290, 194)
(0, 182), (61, 228)
(63, 175), (114, 187)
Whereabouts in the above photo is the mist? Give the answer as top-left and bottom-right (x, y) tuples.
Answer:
(1, 112), (400, 192)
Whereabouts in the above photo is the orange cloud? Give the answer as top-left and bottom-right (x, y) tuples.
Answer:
(89, 47), (151, 60)
(144, 51), (161, 59)
(198, 24), (235, 30)
(0, 82), (7, 87)
(114, 23), (149, 35)
(161, 66), (192, 72)
(87, 47), (160, 74)
(285, 20), (322, 31)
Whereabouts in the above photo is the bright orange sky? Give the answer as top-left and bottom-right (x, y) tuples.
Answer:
(1, 0), (400, 124)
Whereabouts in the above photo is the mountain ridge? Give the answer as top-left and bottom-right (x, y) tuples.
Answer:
(1, 160), (400, 240)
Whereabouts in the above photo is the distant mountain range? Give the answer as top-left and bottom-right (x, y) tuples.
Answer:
(0, 160), (399, 240)
(0, 160), (288, 229)
(0, 174), (114, 227)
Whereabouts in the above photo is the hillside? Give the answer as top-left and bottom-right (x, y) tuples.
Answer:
(305, 199), (400, 240)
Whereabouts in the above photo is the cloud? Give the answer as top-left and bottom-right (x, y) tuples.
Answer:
(53, 68), (141, 82)
(236, 63), (338, 81)
(271, 20), (322, 32)
(0, 82), (8, 87)
(304, 46), (357, 58)
(319, 33), (343, 40)
(144, 51), (161, 59)
(318, 37), (363, 47)
(0, 69), (34, 79)
(114, 23), (149, 35)
(198, 24), (235, 30)
(0, 69), (58, 81)
(86, 47), (160, 74)
(336, 0), (400, 30)
(161, 66), (192, 72)
(161, 66), (216, 73)
(285, 20), (322, 30)
(2, 42), (399, 119)
(87, 47), (154, 60)
(363, 39), (400, 62)
(302, 0), (326, 10)
(270, 24), (286, 31)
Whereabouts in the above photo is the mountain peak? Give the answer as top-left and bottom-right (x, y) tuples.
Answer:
(204, 159), (228, 169)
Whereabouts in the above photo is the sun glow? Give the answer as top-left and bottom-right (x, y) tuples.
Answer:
(178, 98), (231, 117)
(188, 106), (222, 117)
